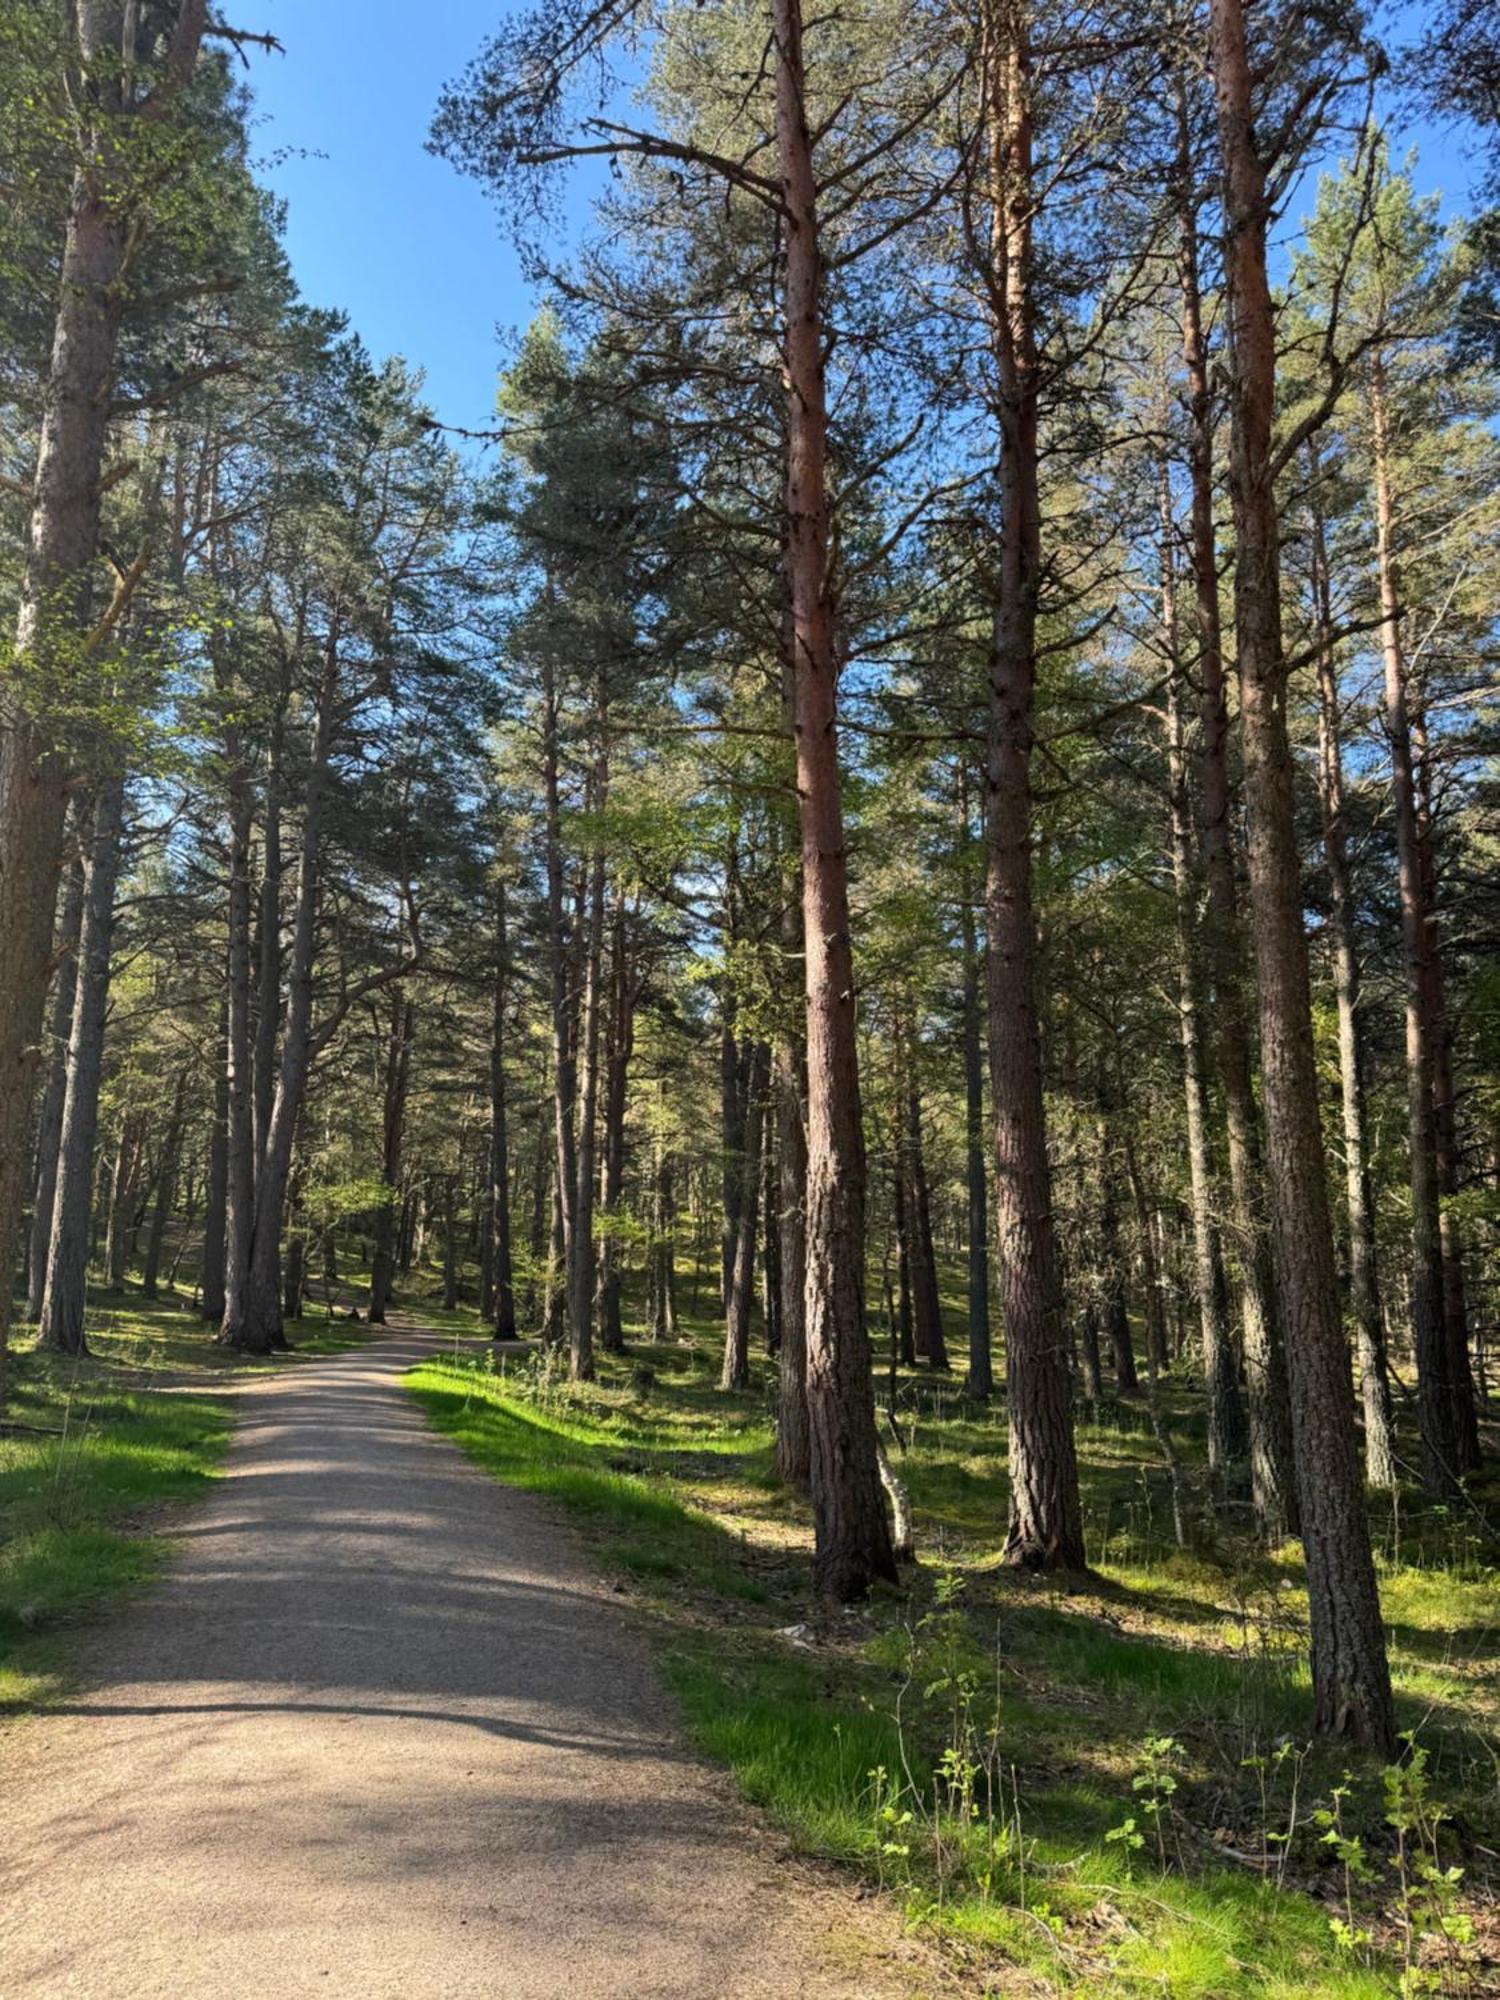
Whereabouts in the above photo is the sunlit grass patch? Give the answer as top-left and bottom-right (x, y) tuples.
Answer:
(407, 1356), (773, 1603)
(0, 1364), (231, 1708)
(401, 1319), (1486, 1996)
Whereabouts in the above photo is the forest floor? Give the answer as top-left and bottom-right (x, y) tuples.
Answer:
(3, 1280), (1498, 1995)
(407, 1299), (1500, 1998)
(0, 1310), (937, 2000)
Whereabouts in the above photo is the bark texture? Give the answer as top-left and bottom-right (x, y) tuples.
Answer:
(26, 847), (85, 1321)
(1211, 0), (1394, 1748)
(1161, 491), (1248, 1483)
(1308, 457), (1397, 1490)
(0, 3), (208, 1395)
(1177, 133), (1295, 1538)
(979, 0), (1084, 1570)
(722, 1041), (769, 1390)
(37, 775), (126, 1354)
(959, 833), (993, 1398)
(774, 0), (895, 1597)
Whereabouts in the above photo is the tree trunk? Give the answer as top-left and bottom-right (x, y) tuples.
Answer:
(525, 1096), (547, 1323)
(368, 994), (413, 1324)
(0, 5), (156, 1400)
(724, 1048), (768, 1392)
(1308, 451), (1397, 1491)
(720, 1011), (746, 1313)
(37, 775), (126, 1353)
(905, 1078), (951, 1371)
(488, 879), (518, 1342)
(761, 1111), (782, 1355)
(1121, 1123), (1168, 1383)
(282, 1220), (305, 1324)
(1177, 115), (1296, 1539)
(1369, 354), (1465, 1496)
(722, 1041), (769, 1390)
(1210, 0), (1394, 1749)
(543, 649), (578, 1354)
(200, 1004), (229, 1322)
(26, 844), (86, 1320)
(596, 891), (632, 1352)
(1095, 1102), (1138, 1394)
(1162, 532), (1248, 1482)
(141, 1068), (188, 1299)
(1415, 711), (1481, 1473)
(959, 774), (993, 1398)
(567, 765), (606, 1381)
(223, 631), (338, 1354)
(442, 1173), (460, 1311)
(252, 712), (282, 1182)
(649, 1093), (680, 1343)
(105, 1114), (141, 1285)
(891, 1100), (917, 1369)
(220, 689), (256, 1343)
(980, 0), (1085, 1570)
(773, 1029), (811, 1489)
(774, 0), (895, 1597)
(1078, 1300), (1103, 1405)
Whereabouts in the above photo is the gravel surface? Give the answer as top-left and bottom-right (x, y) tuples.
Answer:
(1, 1329), (926, 1999)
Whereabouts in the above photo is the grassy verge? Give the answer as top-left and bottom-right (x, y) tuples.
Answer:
(1, 1360), (229, 1708)
(77, 1288), (377, 1372)
(408, 1321), (1496, 1997)
(1, 1288), (374, 1710)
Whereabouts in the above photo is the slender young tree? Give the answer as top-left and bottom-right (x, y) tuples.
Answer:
(1305, 447), (1397, 1491)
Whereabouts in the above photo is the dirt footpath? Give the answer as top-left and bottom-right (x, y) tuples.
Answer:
(0, 1330), (932, 1999)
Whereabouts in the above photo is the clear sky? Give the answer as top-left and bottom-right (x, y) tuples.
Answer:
(240, 1), (541, 437)
(237, 1), (1480, 441)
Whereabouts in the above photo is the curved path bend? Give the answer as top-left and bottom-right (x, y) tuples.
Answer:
(0, 1330), (923, 2000)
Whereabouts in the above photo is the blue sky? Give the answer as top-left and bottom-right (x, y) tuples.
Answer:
(241, 1), (540, 436)
(238, 1), (1481, 440)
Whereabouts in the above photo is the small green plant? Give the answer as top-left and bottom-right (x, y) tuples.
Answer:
(1118, 1733), (1181, 1872)
(879, 1571), (1033, 1922)
(1383, 1737), (1475, 1996)
(866, 1763), (915, 1891)
(1313, 1773), (1372, 1962)
(1242, 1736), (1308, 1886)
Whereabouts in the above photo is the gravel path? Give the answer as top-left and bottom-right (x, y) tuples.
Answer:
(0, 1329), (924, 1999)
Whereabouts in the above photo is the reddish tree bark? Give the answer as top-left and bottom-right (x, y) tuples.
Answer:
(1210, 0), (1394, 1748)
(1176, 111), (1296, 1538)
(773, 0), (895, 1597)
(0, 3), (211, 1403)
(979, 0), (1084, 1570)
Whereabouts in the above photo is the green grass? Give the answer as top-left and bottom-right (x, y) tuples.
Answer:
(77, 1288), (378, 1371)
(0, 1354), (232, 1707)
(406, 1319), (1495, 1995)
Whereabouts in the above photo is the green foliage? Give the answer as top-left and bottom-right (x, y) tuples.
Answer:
(0, 1358), (231, 1709)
